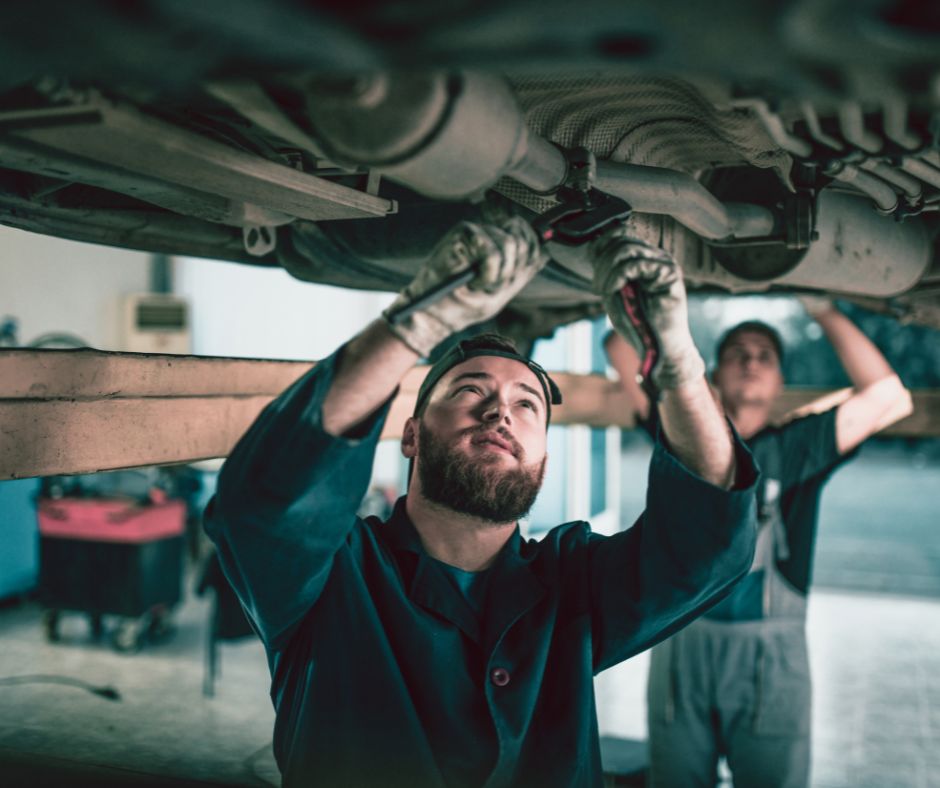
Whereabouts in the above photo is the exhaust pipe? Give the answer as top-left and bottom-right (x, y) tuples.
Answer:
(303, 71), (567, 200)
(304, 70), (784, 243)
(305, 69), (929, 301)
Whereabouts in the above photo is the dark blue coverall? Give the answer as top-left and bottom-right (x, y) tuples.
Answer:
(205, 348), (759, 787)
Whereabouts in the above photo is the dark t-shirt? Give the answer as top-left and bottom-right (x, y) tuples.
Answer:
(643, 408), (854, 621)
(434, 559), (491, 617)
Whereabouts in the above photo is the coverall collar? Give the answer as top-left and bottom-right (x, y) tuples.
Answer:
(382, 497), (546, 649)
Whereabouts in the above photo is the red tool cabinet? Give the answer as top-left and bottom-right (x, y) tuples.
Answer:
(37, 497), (185, 651)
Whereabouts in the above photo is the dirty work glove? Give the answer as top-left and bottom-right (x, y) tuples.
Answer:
(591, 227), (705, 391)
(383, 217), (545, 357)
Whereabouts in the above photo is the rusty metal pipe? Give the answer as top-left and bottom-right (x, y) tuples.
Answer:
(594, 160), (776, 240)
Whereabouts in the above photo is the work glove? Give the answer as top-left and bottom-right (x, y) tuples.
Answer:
(383, 217), (545, 357)
(591, 226), (705, 392)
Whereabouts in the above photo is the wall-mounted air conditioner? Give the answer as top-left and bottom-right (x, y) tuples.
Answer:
(122, 294), (191, 354)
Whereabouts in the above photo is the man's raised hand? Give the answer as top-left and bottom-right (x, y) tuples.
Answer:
(591, 226), (705, 392)
(383, 218), (545, 357)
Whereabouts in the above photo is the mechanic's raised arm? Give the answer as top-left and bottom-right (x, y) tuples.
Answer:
(592, 228), (736, 489)
(325, 218), (545, 436)
(799, 296), (913, 454)
(205, 218), (545, 648)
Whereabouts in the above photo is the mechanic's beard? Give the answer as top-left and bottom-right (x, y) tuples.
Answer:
(416, 422), (545, 524)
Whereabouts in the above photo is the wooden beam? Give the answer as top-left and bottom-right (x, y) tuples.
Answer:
(0, 397), (273, 480)
(0, 348), (312, 399)
(0, 349), (632, 479)
(770, 387), (940, 438)
(2, 349), (936, 480)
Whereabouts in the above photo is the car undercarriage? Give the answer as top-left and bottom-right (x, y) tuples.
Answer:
(1, 0), (939, 342)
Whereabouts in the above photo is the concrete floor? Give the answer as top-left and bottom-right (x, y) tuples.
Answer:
(1, 580), (939, 787)
(0, 581), (277, 787)
(596, 590), (940, 788)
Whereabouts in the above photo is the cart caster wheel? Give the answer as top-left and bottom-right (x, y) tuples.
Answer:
(147, 615), (176, 641)
(88, 614), (104, 642)
(112, 619), (143, 653)
(43, 609), (60, 642)
(147, 608), (175, 642)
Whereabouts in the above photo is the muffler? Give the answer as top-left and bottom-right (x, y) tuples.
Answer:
(712, 189), (931, 297)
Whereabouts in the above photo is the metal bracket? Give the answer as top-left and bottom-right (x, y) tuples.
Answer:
(243, 224), (277, 256)
(532, 187), (633, 245)
(785, 190), (816, 250)
(564, 147), (597, 193)
(530, 146), (633, 244)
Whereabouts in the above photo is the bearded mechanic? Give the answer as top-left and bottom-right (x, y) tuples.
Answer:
(205, 218), (759, 787)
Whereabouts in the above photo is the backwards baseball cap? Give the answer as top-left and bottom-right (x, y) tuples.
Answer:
(413, 334), (563, 426)
(716, 320), (784, 366)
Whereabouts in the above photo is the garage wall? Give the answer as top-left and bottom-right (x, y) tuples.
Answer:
(0, 227), (402, 483)
(174, 256), (395, 361)
(0, 226), (396, 358)
(174, 255), (403, 489)
(0, 226), (152, 349)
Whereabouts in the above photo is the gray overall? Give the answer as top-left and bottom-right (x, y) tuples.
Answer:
(647, 474), (812, 788)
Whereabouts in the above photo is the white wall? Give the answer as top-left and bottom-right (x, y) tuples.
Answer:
(174, 255), (402, 486)
(175, 256), (395, 361)
(0, 226), (395, 358)
(0, 226), (152, 349)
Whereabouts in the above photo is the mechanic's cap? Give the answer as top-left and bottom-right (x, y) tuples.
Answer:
(716, 320), (784, 365)
(413, 334), (563, 427)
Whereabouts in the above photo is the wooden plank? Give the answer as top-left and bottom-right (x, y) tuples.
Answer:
(0, 349), (630, 478)
(771, 387), (940, 438)
(0, 349), (312, 399)
(0, 396), (272, 480)
(1, 350), (936, 480)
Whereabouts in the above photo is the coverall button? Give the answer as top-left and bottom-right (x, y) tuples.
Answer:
(490, 667), (510, 687)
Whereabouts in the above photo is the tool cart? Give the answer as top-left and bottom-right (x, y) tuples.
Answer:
(37, 475), (186, 653)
